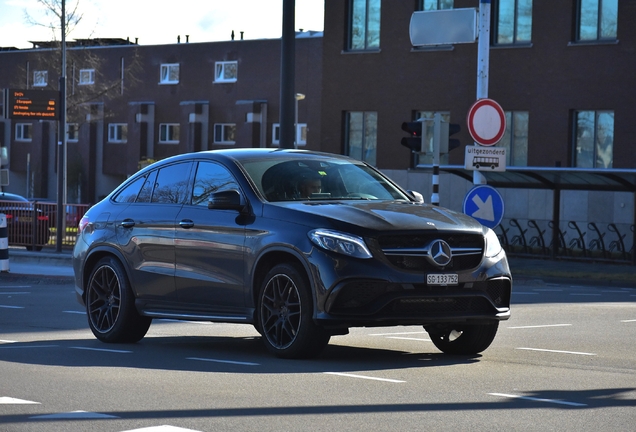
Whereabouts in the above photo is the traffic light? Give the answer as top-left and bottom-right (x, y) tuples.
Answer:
(401, 121), (423, 152)
(448, 123), (461, 152)
(440, 122), (461, 153)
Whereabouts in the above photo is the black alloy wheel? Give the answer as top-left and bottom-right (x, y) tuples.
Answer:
(426, 322), (499, 355)
(258, 263), (330, 359)
(86, 256), (151, 343)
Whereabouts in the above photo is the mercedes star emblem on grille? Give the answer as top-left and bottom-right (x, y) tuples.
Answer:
(427, 240), (452, 267)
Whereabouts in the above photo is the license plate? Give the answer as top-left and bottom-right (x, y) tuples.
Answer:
(427, 273), (458, 286)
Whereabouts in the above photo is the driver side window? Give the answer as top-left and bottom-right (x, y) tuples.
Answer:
(191, 161), (240, 206)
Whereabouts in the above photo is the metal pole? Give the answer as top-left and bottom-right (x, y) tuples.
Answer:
(55, 0), (67, 252)
(473, 0), (490, 186)
(431, 113), (441, 206)
(279, 0), (296, 149)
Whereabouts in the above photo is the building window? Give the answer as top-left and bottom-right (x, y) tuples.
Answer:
(15, 123), (32, 141)
(33, 70), (48, 87)
(494, 0), (533, 45)
(500, 111), (529, 166)
(160, 63), (179, 84)
(419, 0), (453, 10)
(348, 0), (381, 51)
(414, 111), (451, 166)
(108, 123), (128, 143)
(346, 111), (377, 165)
(159, 123), (180, 144)
(574, 110), (613, 168)
(576, 0), (618, 41)
(79, 69), (95, 85)
(214, 61), (238, 83)
(272, 123), (308, 146)
(214, 123), (236, 144)
(67, 123), (79, 142)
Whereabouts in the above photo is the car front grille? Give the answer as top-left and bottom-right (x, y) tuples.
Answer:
(328, 277), (511, 317)
(378, 233), (484, 272)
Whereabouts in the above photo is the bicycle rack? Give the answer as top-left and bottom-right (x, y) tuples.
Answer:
(509, 219), (529, 253)
(607, 223), (627, 261)
(527, 219), (548, 255)
(567, 221), (587, 257)
(587, 222), (607, 259)
(497, 224), (510, 250)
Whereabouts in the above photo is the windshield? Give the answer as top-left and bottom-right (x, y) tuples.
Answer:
(240, 157), (410, 202)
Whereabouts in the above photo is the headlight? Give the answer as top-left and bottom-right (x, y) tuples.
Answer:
(308, 229), (373, 259)
(484, 228), (503, 258)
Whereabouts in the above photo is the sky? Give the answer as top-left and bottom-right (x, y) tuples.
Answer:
(0, 0), (325, 48)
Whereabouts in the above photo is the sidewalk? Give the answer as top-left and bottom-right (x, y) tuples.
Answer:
(1, 248), (635, 288)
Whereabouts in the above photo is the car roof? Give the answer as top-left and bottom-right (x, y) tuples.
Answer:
(0, 192), (29, 202)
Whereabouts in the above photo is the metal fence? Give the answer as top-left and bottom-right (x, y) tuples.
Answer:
(0, 200), (89, 251)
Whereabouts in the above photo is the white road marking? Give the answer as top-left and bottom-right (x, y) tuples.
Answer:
(489, 393), (587, 407)
(324, 372), (405, 383)
(0, 340), (17, 343)
(0, 305), (24, 309)
(386, 336), (431, 342)
(63, 310), (86, 315)
(0, 397), (40, 404)
(507, 324), (572, 329)
(602, 290), (632, 293)
(512, 292), (539, 295)
(30, 410), (119, 419)
(368, 331), (426, 336)
(621, 319), (636, 323)
(570, 293), (601, 296)
(533, 289), (563, 292)
(0, 292), (30, 295)
(0, 345), (58, 349)
(121, 426), (203, 432)
(0, 286), (31, 289)
(187, 357), (260, 366)
(516, 347), (596, 356)
(70, 346), (132, 354)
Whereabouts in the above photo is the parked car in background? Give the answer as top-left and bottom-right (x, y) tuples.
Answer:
(0, 192), (51, 251)
(73, 149), (512, 359)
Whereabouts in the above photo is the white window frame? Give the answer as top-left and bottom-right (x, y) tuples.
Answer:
(33, 70), (48, 87)
(159, 123), (180, 144)
(272, 123), (307, 146)
(214, 123), (236, 144)
(108, 123), (128, 143)
(79, 69), (95, 85)
(159, 63), (180, 84)
(15, 123), (32, 141)
(214, 61), (238, 83)
(67, 123), (79, 142)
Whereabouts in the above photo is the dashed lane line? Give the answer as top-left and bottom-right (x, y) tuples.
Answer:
(489, 393), (587, 407)
(187, 357), (260, 366)
(507, 324), (572, 329)
(516, 347), (596, 356)
(324, 372), (405, 383)
(0, 397), (40, 404)
(30, 410), (119, 419)
(69, 346), (133, 354)
(0, 305), (25, 309)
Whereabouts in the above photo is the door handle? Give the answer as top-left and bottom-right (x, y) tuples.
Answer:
(179, 219), (194, 229)
(120, 219), (135, 228)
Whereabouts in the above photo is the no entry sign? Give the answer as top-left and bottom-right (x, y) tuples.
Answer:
(467, 98), (506, 146)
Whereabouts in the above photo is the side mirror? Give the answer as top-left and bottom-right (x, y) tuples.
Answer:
(407, 190), (425, 203)
(208, 190), (245, 211)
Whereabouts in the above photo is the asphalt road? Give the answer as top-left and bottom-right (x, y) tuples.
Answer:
(0, 275), (635, 432)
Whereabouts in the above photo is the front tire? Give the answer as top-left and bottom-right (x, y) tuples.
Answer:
(86, 256), (151, 343)
(426, 322), (499, 355)
(258, 263), (330, 359)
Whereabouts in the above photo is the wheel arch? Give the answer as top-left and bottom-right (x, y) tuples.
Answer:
(81, 246), (131, 301)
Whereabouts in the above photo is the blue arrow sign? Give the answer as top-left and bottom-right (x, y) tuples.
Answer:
(463, 185), (504, 229)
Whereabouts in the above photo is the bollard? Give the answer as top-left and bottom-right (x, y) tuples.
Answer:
(0, 213), (8, 272)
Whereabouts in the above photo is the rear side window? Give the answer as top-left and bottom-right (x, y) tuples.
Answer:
(191, 161), (240, 206)
(151, 162), (193, 204)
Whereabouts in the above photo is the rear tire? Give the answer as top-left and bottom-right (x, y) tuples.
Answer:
(258, 263), (330, 359)
(426, 322), (499, 355)
(86, 256), (151, 343)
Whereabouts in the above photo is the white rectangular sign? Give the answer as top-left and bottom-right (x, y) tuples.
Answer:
(410, 8), (477, 46)
(464, 145), (507, 172)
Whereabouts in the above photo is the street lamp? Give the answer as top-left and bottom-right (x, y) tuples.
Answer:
(294, 93), (305, 148)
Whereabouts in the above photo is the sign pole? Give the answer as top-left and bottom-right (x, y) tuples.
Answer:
(431, 112), (441, 206)
(473, 0), (491, 186)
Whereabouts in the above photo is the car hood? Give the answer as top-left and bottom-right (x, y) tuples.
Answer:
(265, 200), (486, 233)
